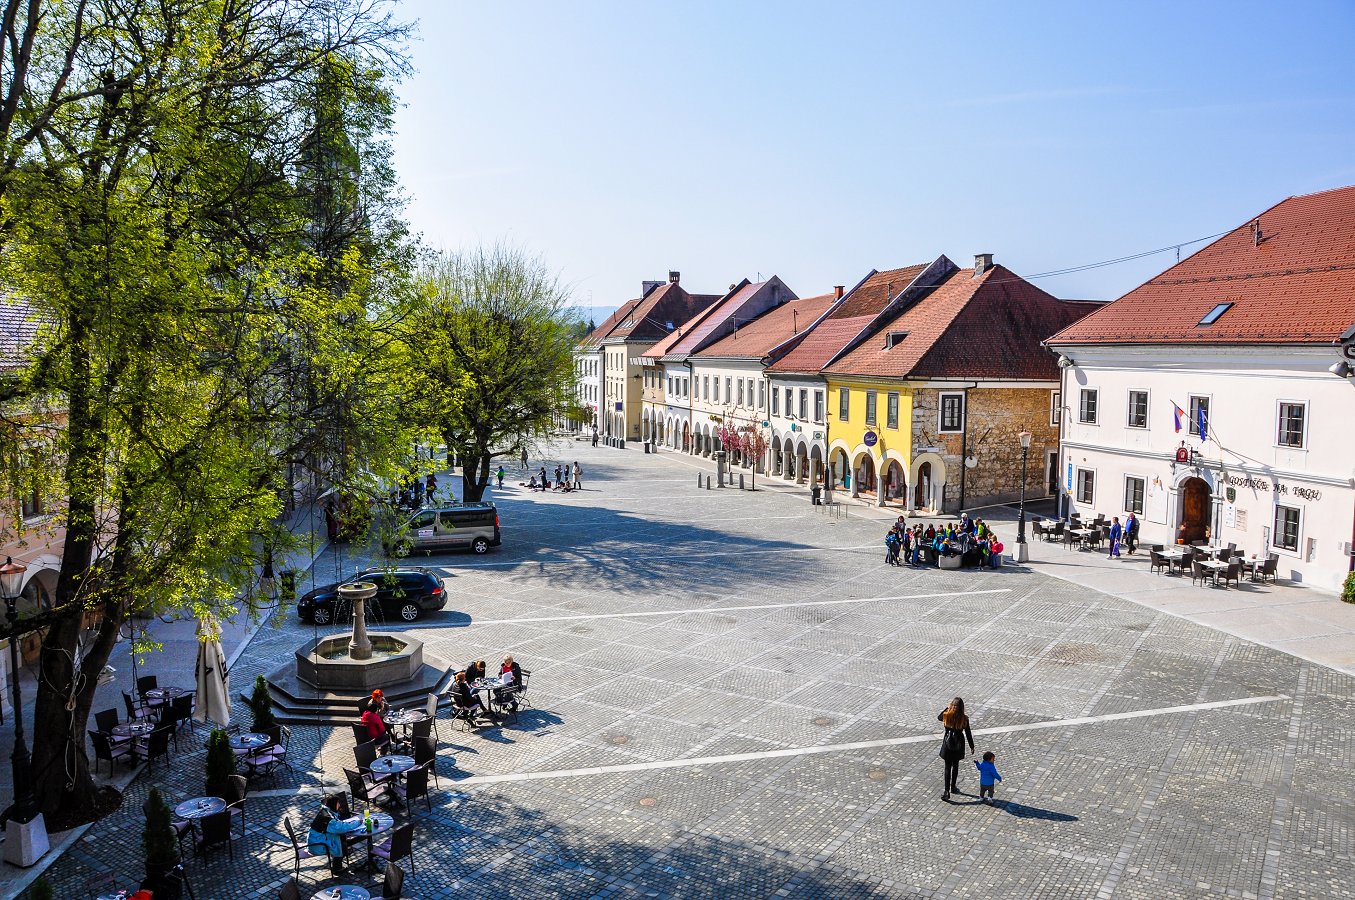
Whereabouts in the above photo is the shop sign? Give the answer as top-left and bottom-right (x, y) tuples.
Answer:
(863, 431), (878, 447)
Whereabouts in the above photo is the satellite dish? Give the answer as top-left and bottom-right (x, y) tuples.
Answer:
(964, 455), (978, 469)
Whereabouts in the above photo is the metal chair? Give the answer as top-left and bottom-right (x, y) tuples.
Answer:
(244, 724), (283, 781)
(134, 725), (174, 770)
(425, 692), (441, 744)
(1259, 554), (1279, 584)
(1148, 551), (1168, 575)
(394, 763), (432, 814)
(1222, 560), (1242, 588)
(223, 773), (248, 839)
(282, 816), (330, 880)
(279, 877), (301, 900)
(354, 740), (391, 782)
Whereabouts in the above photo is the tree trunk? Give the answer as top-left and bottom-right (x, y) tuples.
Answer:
(461, 451), (492, 502)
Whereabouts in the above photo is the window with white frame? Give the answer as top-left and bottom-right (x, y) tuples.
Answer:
(737, 379), (744, 406)
(1079, 389), (1098, 424)
(1127, 390), (1148, 428)
(1188, 395), (1209, 436)
(758, 381), (765, 409)
(839, 387), (850, 421)
(1276, 401), (1306, 448)
(939, 393), (964, 432)
(771, 386), (779, 415)
(724, 377), (732, 404)
(1050, 390), (1060, 426)
(886, 392), (899, 429)
(1076, 468), (1095, 504)
(1272, 504), (1300, 552)
(798, 389), (808, 420)
(703, 376), (709, 400)
(865, 391), (877, 426)
(20, 490), (44, 520)
(785, 387), (793, 416)
(814, 390), (824, 423)
(1123, 475), (1145, 514)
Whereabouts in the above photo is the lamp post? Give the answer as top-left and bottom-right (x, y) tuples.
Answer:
(2, 556), (48, 866)
(1016, 431), (1032, 563)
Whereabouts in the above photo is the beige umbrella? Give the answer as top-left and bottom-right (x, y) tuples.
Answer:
(193, 619), (231, 729)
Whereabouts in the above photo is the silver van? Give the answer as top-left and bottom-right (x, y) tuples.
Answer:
(386, 503), (502, 556)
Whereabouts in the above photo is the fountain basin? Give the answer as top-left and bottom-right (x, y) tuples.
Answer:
(295, 632), (424, 690)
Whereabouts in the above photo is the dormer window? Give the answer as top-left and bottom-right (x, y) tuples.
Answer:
(1197, 303), (1232, 326)
(884, 331), (908, 349)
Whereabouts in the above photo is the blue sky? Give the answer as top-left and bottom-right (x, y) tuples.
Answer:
(390, 1), (1355, 321)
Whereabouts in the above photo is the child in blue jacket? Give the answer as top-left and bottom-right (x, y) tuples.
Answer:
(975, 751), (1002, 803)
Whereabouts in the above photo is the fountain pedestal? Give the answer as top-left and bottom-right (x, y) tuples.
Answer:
(342, 581), (376, 660)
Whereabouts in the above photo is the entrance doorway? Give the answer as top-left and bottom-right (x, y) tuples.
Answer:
(914, 461), (932, 510)
(1179, 477), (1212, 543)
(1046, 451), (1058, 496)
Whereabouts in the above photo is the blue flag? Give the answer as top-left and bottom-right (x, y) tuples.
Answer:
(1196, 405), (1207, 442)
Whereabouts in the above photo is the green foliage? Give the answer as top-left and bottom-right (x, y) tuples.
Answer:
(395, 244), (582, 501)
(1343, 571), (1355, 604)
(142, 787), (178, 868)
(205, 729), (236, 791)
(249, 675), (277, 732)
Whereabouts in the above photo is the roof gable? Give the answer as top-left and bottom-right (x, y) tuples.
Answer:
(691, 293), (838, 359)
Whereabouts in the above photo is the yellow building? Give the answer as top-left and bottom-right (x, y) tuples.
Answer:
(825, 377), (914, 503)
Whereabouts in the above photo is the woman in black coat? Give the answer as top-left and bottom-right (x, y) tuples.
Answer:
(938, 696), (975, 800)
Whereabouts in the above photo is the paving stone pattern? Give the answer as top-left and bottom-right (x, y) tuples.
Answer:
(31, 446), (1355, 898)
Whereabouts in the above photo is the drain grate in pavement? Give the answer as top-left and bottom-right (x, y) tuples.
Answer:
(868, 767), (889, 781)
(608, 734), (630, 745)
(638, 796), (657, 807)
(812, 716), (835, 727)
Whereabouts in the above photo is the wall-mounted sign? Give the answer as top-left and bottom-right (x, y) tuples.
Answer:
(813, 431), (824, 440)
(614, 402), (623, 412)
(789, 423), (799, 433)
(1175, 447), (1190, 463)
(863, 431), (878, 447)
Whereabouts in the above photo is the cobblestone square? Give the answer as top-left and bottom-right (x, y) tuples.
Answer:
(30, 444), (1355, 898)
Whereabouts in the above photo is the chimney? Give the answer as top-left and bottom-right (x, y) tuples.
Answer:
(834, 285), (844, 299)
(641, 280), (663, 297)
(973, 253), (993, 277)
(668, 270), (680, 284)
(1252, 220), (1263, 246)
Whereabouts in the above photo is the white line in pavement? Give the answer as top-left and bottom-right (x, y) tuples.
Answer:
(445, 693), (1289, 789)
(463, 588), (1011, 626)
(444, 543), (880, 569)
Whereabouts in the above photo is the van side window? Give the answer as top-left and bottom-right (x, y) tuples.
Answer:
(409, 511), (436, 530)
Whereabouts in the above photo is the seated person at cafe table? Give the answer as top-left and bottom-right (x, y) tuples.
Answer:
(495, 655), (523, 711)
(464, 659), (488, 683)
(453, 670), (498, 724)
(307, 793), (366, 876)
(360, 696), (392, 751)
(361, 688), (389, 718)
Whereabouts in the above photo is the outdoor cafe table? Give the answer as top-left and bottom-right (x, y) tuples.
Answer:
(340, 811), (394, 872)
(174, 796), (226, 820)
(112, 721), (155, 738)
(385, 708), (427, 737)
(368, 754), (415, 779)
(472, 676), (505, 705)
(144, 686), (188, 704)
(1069, 528), (1095, 549)
(311, 887), (370, 900)
(228, 732), (269, 752)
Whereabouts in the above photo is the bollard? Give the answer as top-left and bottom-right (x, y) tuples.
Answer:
(644, 443), (650, 454)
(697, 474), (703, 489)
(739, 473), (745, 490)
(705, 475), (711, 490)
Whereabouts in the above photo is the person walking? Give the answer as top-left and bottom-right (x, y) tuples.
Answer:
(1124, 511), (1139, 555)
(591, 426), (599, 447)
(496, 465), (506, 489)
(572, 461), (583, 490)
(1108, 516), (1123, 559)
(938, 697), (975, 800)
(520, 448), (529, 471)
(975, 751), (1002, 804)
(537, 467), (548, 491)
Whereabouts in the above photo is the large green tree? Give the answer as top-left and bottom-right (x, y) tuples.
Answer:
(0, 0), (413, 823)
(397, 246), (581, 502)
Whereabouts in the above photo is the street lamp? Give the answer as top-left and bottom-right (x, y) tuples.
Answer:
(1016, 431), (1032, 563)
(2, 556), (49, 867)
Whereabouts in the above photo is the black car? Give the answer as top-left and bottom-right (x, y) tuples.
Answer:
(296, 567), (448, 626)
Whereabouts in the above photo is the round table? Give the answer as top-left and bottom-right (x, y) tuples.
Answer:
(174, 796), (226, 820)
(112, 721), (154, 737)
(369, 754), (415, 777)
(145, 686), (187, 701)
(341, 811), (394, 872)
(385, 708), (427, 726)
(228, 732), (269, 751)
(310, 887), (370, 900)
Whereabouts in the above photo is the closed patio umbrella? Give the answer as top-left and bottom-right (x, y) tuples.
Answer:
(193, 620), (231, 729)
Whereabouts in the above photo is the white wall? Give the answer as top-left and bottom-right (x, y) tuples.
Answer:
(1056, 344), (1355, 592)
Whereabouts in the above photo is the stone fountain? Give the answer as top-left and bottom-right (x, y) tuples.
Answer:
(265, 579), (453, 724)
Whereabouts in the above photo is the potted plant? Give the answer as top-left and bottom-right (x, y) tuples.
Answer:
(204, 728), (236, 797)
(140, 787), (182, 900)
(248, 674), (277, 732)
(1343, 571), (1355, 605)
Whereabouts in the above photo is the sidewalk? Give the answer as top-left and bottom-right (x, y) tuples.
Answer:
(0, 501), (331, 894)
(972, 502), (1355, 677)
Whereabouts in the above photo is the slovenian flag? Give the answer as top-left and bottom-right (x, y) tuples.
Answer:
(1173, 404), (1184, 433)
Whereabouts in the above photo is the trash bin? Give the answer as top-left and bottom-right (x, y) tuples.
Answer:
(811, 485), (823, 506)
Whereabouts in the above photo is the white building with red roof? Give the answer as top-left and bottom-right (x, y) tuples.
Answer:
(1047, 185), (1355, 592)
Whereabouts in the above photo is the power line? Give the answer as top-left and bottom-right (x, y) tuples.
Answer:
(1024, 230), (1233, 280)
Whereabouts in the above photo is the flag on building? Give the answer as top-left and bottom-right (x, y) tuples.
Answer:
(1197, 405), (1208, 442)
(1172, 403), (1184, 433)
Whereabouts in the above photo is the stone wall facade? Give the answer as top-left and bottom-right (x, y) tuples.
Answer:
(911, 385), (1058, 513)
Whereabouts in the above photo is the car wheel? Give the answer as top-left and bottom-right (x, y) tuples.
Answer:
(311, 607), (332, 626)
(398, 602), (421, 622)
(472, 537), (490, 554)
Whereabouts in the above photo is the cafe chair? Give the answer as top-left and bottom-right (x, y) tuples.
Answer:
(354, 739), (391, 783)
(223, 774), (248, 839)
(279, 877), (301, 900)
(244, 725), (283, 781)
(194, 809), (234, 860)
(1148, 551), (1168, 575)
(123, 690), (155, 722)
(345, 767), (395, 809)
(282, 816), (331, 880)
(376, 861), (405, 900)
(137, 674), (161, 702)
(89, 730), (134, 776)
(94, 708), (125, 738)
(1222, 560), (1243, 589)
(371, 821), (415, 875)
(351, 722), (370, 746)
(412, 736), (441, 789)
(1258, 554), (1279, 584)
(393, 763), (432, 814)
(134, 725), (174, 771)
(424, 693), (441, 744)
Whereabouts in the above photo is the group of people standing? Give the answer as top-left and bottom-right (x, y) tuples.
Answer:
(526, 462), (583, 492)
(885, 513), (1004, 568)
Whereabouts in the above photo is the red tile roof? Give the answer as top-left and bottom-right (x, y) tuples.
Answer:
(833, 264), (928, 318)
(579, 300), (641, 349)
(692, 293), (837, 359)
(825, 266), (1101, 380)
(603, 282), (721, 344)
(645, 277), (798, 361)
(1049, 184), (1355, 346)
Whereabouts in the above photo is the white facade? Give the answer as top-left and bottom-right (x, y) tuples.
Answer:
(1055, 344), (1355, 592)
(766, 374), (828, 484)
(684, 358), (771, 466)
(573, 349), (602, 431)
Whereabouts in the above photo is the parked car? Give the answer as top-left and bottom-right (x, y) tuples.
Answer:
(296, 567), (448, 625)
(383, 502), (501, 556)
